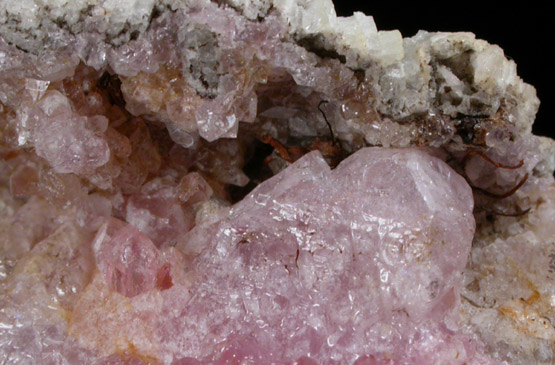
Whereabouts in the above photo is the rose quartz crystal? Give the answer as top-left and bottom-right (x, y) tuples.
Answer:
(166, 148), (484, 363)
(1, 147), (499, 364)
(68, 147), (492, 364)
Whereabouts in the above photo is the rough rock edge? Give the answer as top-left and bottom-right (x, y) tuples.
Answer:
(0, 0), (539, 127)
(0, 0), (547, 151)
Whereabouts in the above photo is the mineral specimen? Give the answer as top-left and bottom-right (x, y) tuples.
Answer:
(0, 0), (553, 364)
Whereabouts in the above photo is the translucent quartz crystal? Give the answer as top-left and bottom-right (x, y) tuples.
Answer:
(93, 218), (171, 297)
(15, 90), (110, 174)
(177, 172), (214, 206)
(125, 176), (195, 248)
(166, 147), (482, 363)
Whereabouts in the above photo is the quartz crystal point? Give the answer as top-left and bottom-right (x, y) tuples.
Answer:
(169, 148), (480, 363)
(1, 0), (554, 363)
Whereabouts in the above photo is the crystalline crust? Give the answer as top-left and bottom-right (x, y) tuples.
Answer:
(0, 0), (554, 363)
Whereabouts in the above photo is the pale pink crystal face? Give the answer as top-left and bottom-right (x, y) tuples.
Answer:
(94, 219), (164, 297)
(155, 147), (479, 363)
(17, 90), (110, 174)
(125, 176), (196, 248)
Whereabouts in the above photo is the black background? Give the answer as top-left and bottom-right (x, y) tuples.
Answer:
(332, 2), (553, 139)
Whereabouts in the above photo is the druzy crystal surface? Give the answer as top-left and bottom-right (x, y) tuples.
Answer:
(1, 0), (554, 364)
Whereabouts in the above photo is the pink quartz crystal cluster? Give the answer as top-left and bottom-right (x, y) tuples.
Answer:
(1, 0), (554, 364)
(2, 146), (495, 364)
(168, 148), (484, 363)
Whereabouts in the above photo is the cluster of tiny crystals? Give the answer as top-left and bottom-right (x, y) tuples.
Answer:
(1, 0), (553, 364)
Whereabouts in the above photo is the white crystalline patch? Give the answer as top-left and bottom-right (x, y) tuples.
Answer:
(472, 44), (518, 94)
(273, 0), (403, 66)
